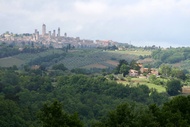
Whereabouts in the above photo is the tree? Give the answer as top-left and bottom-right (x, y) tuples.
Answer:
(119, 64), (129, 77)
(166, 79), (182, 96)
(0, 96), (26, 127)
(52, 63), (67, 71)
(150, 96), (190, 127)
(38, 100), (83, 127)
(171, 68), (186, 80)
(114, 59), (128, 74)
(100, 103), (157, 127)
(159, 64), (171, 77)
(130, 60), (140, 70)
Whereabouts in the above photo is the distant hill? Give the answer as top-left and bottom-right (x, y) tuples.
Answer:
(0, 48), (151, 70)
(151, 47), (190, 71)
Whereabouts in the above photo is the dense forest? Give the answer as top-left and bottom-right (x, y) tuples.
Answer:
(0, 66), (170, 127)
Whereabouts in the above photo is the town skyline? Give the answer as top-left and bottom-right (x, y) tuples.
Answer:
(1, 0), (190, 47)
(0, 24), (118, 49)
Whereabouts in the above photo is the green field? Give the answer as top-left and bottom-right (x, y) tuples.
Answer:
(106, 50), (151, 56)
(118, 77), (166, 93)
(145, 82), (166, 93)
(0, 57), (25, 67)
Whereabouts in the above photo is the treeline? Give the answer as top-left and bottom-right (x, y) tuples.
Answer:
(95, 95), (190, 127)
(0, 67), (169, 126)
(0, 43), (48, 58)
(0, 45), (20, 58)
(38, 96), (190, 127)
(159, 64), (187, 80)
(152, 47), (190, 64)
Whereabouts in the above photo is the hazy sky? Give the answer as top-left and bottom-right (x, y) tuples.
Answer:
(1, 0), (190, 47)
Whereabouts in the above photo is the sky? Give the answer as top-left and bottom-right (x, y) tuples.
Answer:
(1, 0), (190, 47)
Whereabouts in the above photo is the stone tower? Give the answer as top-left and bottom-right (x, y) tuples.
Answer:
(36, 31), (39, 40)
(64, 33), (67, 37)
(57, 27), (60, 37)
(42, 24), (46, 37)
(49, 31), (51, 38)
(35, 29), (37, 34)
(53, 30), (56, 37)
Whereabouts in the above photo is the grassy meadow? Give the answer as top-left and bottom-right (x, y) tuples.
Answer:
(117, 77), (166, 93)
(0, 57), (25, 67)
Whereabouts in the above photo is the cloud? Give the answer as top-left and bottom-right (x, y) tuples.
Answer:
(74, 1), (108, 15)
(1, 0), (190, 46)
(109, 0), (190, 19)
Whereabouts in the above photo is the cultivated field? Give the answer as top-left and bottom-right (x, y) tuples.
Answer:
(105, 60), (119, 66)
(82, 63), (107, 69)
(0, 49), (153, 69)
(58, 49), (139, 69)
(0, 49), (65, 67)
(106, 49), (151, 56)
(137, 58), (155, 64)
(0, 57), (25, 67)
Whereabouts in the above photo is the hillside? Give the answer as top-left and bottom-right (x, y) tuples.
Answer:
(151, 47), (190, 71)
(0, 49), (149, 70)
(1, 47), (190, 126)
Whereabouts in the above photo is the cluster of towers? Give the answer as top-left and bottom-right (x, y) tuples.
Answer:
(42, 24), (60, 38)
(33, 24), (63, 41)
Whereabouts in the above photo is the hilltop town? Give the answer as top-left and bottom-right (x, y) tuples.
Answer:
(0, 24), (118, 49)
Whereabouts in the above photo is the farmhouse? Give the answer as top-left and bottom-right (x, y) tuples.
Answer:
(128, 63), (159, 77)
(129, 69), (139, 77)
(151, 69), (159, 76)
(31, 65), (40, 70)
(182, 86), (190, 94)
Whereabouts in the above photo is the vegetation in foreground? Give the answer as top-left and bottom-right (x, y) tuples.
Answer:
(0, 66), (169, 126)
(95, 95), (190, 127)
(1, 44), (190, 126)
(0, 59), (189, 126)
(38, 95), (190, 127)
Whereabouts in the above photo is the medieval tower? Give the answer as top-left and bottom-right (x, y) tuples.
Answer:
(58, 27), (60, 37)
(42, 24), (46, 37)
